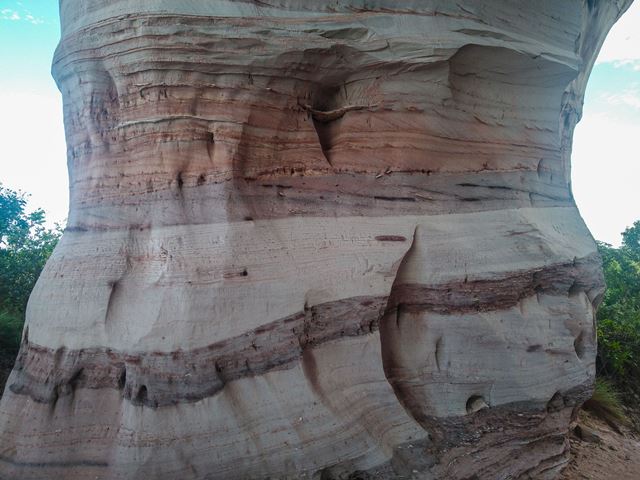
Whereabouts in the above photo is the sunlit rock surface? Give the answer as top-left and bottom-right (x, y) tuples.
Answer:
(0, 1), (632, 478)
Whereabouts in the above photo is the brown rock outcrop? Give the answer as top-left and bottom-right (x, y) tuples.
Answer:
(0, 1), (632, 479)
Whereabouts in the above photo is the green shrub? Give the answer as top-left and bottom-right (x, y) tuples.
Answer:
(0, 184), (61, 358)
(596, 220), (640, 402)
(0, 309), (23, 355)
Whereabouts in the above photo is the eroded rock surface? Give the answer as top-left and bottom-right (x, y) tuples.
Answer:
(0, 1), (632, 478)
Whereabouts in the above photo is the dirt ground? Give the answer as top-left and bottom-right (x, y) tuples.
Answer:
(560, 410), (640, 480)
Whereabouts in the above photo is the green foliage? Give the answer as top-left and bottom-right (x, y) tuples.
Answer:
(0, 310), (23, 354)
(596, 220), (640, 396)
(0, 184), (62, 356)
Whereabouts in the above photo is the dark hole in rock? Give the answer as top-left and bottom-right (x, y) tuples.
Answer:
(136, 385), (148, 403)
(466, 395), (488, 414)
(547, 391), (565, 413)
(118, 368), (127, 389)
(68, 368), (84, 388)
(568, 280), (582, 297)
(574, 331), (587, 359)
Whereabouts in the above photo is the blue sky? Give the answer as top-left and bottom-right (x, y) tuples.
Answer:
(1, 1), (639, 245)
(1, 1), (59, 91)
(1, 0), (66, 230)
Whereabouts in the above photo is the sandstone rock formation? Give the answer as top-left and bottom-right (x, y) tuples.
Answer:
(0, 1), (632, 478)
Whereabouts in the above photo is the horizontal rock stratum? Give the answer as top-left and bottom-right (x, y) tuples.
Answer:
(0, 1), (632, 479)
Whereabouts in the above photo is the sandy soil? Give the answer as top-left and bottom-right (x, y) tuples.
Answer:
(560, 410), (640, 480)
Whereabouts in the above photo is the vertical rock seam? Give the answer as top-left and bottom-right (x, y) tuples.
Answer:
(0, 1), (632, 479)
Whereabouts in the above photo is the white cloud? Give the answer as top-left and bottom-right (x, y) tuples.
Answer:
(601, 86), (640, 109)
(1, 8), (21, 21)
(24, 13), (43, 25)
(596, 2), (640, 66)
(0, 6), (44, 24)
(572, 112), (640, 246)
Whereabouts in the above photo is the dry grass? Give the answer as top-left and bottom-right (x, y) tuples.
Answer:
(583, 378), (628, 433)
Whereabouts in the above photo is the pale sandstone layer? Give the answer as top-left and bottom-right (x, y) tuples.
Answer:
(0, 1), (633, 479)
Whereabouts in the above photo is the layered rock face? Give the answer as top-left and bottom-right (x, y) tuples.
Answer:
(0, 1), (632, 478)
